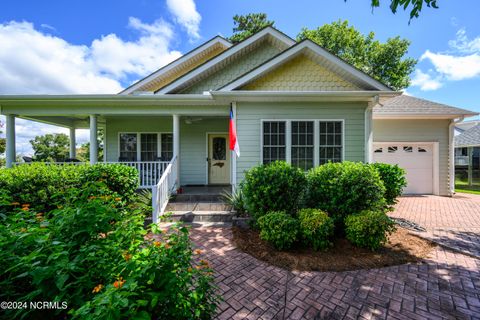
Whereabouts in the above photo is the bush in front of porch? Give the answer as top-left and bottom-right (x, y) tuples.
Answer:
(0, 164), (218, 319)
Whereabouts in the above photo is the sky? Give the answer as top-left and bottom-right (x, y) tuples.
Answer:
(0, 0), (479, 155)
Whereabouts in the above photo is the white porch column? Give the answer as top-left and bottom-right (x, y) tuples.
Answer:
(5, 114), (16, 168)
(69, 127), (76, 159)
(173, 114), (180, 187)
(89, 115), (98, 164)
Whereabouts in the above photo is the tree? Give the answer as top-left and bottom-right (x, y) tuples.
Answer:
(297, 20), (417, 90)
(228, 13), (274, 44)
(369, 0), (439, 20)
(30, 133), (70, 162)
(76, 129), (104, 162)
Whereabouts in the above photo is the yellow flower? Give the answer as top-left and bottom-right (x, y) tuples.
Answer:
(21, 203), (30, 208)
(153, 241), (161, 247)
(123, 252), (132, 261)
(92, 284), (103, 293)
(187, 267), (192, 273)
(21, 207), (29, 211)
(164, 244), (171, 249)
(115, 197), (121, 202)
(194, 249), (203, 255)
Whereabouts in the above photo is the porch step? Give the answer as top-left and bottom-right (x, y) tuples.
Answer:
(166, 201), (232, 212)
(171, 194), (223, 202)
(165, 211), (234, 223)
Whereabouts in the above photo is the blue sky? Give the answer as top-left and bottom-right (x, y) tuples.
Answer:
(1, 0), (479, 154)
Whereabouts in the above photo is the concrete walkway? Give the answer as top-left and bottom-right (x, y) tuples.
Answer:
(391, 193), (480, 258)
(190, 227), (480, 320)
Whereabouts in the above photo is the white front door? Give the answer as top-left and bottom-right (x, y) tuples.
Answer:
(373, 143), (434, 194)
(208, 134), (230, 184)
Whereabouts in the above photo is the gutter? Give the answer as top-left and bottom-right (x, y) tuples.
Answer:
(449, 116), (465, 196)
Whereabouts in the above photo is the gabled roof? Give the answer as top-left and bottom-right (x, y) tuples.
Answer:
(219, 40), (392, 91)
(373, 95), (478, 119)
(155, 26), (296, 94)
(120, 35), (232, 95)
(455, 124), (480, 147)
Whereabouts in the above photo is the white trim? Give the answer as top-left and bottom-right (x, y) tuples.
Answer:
(373, 141), (440, 196)
(205, 132), (230, 185)
(220, 41), (391, 91)
(156, 27), (296, 94)
(260, 119), (345, 166)
(373, 114), (477, 120)
(120, 36), (232, 95)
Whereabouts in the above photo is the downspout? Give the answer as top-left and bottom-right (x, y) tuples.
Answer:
(449, 116), (464, 196)
(365, 95), (379, 163)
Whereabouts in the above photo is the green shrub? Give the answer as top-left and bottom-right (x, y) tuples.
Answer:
(345, 210), (396, 251)
(257, 211), (299, 250)
(371, 163), (407, 206)
(221, 186), (246, 215)
(0, 184), (218, 320)
(0, 163), (139, 213)
(242, 161), (306, 221)
(305, 162), (386, 227)
(298, 209), (334, 251)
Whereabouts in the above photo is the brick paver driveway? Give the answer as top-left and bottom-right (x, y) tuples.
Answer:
(392, 193), (480, 258)
(190, 227), (480, 320)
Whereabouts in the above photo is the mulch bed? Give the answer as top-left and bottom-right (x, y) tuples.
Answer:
(232, 226), (436, 272)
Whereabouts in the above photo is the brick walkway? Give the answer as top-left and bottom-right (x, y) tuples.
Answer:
(391, 193), (480, 258)
(190, 227), (480, 320)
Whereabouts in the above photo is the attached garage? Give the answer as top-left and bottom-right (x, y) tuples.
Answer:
(373, 142), (439, 195)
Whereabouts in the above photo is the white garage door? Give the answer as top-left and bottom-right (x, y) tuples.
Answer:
(373, 143), (434, 194)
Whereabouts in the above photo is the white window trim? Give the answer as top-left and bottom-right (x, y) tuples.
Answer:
(260, 119), (345, 167)
(118, 132), (172, 161)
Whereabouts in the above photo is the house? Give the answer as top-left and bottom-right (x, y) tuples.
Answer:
(0, 27), (477, 216)
(454, 123), (480, 186)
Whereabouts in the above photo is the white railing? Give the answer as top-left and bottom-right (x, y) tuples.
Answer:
(106, 161), (170, 188)
(455, 156), (469, 166)
(152, 156), (177, 223)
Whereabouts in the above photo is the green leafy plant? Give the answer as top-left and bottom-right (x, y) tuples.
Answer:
(371, 163), (407, 206)
(345, 210), (396, 251)
(305, 161), (386, 229)
(0, 184), (218, 319)
(257, 211), (299, 250)
(242, 161), (306, 222)
(298, 209), (334, 251)
(220, 187), (246, 215)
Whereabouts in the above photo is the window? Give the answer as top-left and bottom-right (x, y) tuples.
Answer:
(388, 146), (398, 153)
(141, 133), (158, 161)
(403, 146), (413, 153)
(212, 137), (226, 160)
(291, 121), (314, 170)
(160, 133), (173, 161)
(119, 133), (137, 161)
(319, 121), (342, 165)
(263, 121), (286, 164)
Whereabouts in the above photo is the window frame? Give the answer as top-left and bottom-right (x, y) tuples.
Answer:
(117, 132), (173, 162)
(260, 119), (345, 167)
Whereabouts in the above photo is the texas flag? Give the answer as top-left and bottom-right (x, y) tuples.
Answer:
(229, 105), (240, 157)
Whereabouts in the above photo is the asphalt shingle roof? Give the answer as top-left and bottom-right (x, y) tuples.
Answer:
(455, 124), (480, 147)
(373, 95), (477, 116)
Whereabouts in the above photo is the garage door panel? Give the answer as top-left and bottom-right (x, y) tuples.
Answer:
(373, 143), (434, 195)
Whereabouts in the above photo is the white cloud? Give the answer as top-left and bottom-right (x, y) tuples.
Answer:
(410, 69), (443, 91)
(411, 28), (480, 91)
(0, 18), (183, 155)
(0, 19), (182, 94)
(166, 0), (201, 40)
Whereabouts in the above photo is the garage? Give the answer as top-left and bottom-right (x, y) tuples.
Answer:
(373, 142), (438, 194)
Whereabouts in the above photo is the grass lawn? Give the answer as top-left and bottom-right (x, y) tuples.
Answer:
(455, 177), (480, 195)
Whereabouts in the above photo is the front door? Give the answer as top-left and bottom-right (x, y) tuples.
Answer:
(208, 134), (230, 184)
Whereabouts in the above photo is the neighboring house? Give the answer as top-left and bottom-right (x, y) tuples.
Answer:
(0, 27), (477, 204)
(455, 124), (480, 185)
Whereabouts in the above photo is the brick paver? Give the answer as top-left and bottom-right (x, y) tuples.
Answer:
(392, 193), (480, 258)
(190, 227), (480, 320)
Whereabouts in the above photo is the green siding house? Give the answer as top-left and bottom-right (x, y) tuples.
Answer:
(1, 27), (477, 218)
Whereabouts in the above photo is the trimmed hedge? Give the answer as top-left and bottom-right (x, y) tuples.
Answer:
(257, 211), (299, 250)
(0, 163), (139, 213)
(371, 163), (407, 205)
(305, 161), (386, 226)
(345, 210), (396, 251)
(242, 161), (306, 221)
(298, 209), (334, 251)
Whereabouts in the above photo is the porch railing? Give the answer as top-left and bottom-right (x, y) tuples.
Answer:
(152, 156), (177, 223)
(105, 161), (170, 188)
